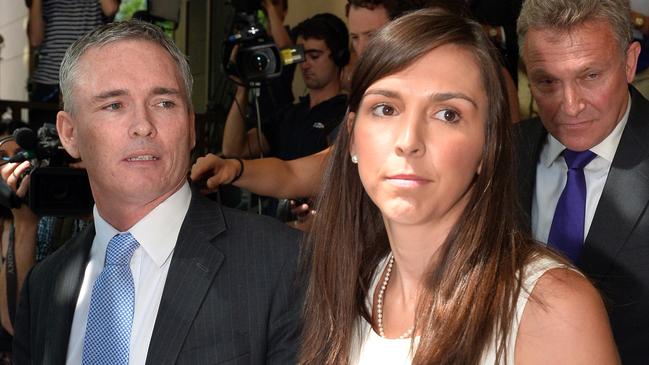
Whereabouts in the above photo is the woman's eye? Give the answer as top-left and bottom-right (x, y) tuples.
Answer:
(433, 108), (460, 123)
(371, 104), (397, 117)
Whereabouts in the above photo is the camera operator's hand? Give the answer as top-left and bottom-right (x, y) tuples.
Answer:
(288, 199), (315, 232)
(190, 154), (241, 194)
(0, 161), (38, 225)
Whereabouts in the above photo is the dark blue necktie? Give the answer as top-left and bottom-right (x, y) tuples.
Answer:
(547, 149), (597, 262)
(82, 233), (139, 365)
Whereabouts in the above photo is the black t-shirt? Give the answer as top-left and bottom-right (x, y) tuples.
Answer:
(262, 94), (347, 160)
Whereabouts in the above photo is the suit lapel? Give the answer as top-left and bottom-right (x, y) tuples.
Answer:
(44, 225), (94, 364)
(515, 118), (547, 228)
(581, 88), (649, 275)
(146, 193), (226, 365)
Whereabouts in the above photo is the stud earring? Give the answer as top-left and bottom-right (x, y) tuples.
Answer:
(351, 155), (358, 164)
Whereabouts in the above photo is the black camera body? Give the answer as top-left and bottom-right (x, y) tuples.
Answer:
(224, 12), (283, 84)
(15, 126), (94, 217)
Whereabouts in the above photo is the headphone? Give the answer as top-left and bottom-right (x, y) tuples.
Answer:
(301, 13), (350, 68)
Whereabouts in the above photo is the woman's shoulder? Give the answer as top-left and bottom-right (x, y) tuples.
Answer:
(514, 254), (620, 364)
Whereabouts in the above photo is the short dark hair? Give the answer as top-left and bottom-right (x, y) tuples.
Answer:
(293, 13), (350, 68)
(344, 0), (426, 19)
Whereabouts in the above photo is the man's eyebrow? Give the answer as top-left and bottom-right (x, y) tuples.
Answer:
(305, 49), (325, 55)
(152, 87), (181, 96)
(93, 89), (128, 101)
(92, 87), (181, 102)
(527, 69), (553, 80)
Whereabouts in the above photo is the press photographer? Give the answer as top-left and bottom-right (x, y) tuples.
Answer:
(0, 123), (91, 336)
(221, 12), (349, 220)
(6, 125), (93, 217)
(224, 0), (298, 121)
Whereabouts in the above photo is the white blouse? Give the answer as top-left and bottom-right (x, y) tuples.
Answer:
(349, 255), (569, 365)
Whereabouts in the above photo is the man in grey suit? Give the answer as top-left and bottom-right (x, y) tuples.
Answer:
(516, 0), (649, 363)
(12, 20), (301, 364)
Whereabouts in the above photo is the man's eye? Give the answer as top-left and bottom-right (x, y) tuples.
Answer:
(433, 108), (460, 123)
(536, 78), (555, 86)
(585, 73), (599, 81)
(104, 102), (121, 111)
(371, 104), (397, 117)
(158, 100), (175, 108)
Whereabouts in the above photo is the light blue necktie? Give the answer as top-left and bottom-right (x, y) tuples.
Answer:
(82, 233), (139, 365)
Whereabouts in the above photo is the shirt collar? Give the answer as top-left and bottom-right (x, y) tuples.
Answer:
(540, 94), (631, 167)
(93, 182), (192, 267)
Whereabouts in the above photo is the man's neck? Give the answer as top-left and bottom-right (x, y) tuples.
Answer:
(308, 79), (341, 108)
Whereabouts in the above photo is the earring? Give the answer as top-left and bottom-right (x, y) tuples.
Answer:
(351, 155), (358, 164)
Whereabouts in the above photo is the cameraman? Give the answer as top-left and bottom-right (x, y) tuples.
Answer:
(0, 127), (88, 336)
(222, 13), (349, 161)
(0, 129), (37, 337)
(253, 0), (297, 120)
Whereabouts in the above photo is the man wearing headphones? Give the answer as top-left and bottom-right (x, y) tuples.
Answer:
(221, 13), (349, 161)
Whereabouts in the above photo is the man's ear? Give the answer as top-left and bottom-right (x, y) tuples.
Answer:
(189, 111), (196, 150)
(347, 111), (356, 157)
(625, 41), (641, 83)
(56, 111), (80, 159)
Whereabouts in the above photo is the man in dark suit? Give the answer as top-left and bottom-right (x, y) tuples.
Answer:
(516, 0), (649, 363)
(12, 20), (301, 364)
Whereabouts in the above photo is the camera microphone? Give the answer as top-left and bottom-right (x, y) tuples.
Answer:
(10, 128), (38, 163)
(13, 127), (37, 151)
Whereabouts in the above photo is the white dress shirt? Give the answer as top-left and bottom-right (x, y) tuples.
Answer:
(532, 97), (631, 244)
(66, 182), (192, 365)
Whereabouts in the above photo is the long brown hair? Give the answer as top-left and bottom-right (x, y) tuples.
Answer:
(299, 8), (547, 364)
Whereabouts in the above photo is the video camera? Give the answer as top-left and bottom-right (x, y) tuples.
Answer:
(223, 1), (304, 85)
(2, 125), (93, 217)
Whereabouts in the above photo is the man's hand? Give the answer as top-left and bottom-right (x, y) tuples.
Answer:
(190, 154), (241, 194)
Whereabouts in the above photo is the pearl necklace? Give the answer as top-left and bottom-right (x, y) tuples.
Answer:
(376, 253), (415, 339)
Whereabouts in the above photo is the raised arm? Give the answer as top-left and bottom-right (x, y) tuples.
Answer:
(99, 0), (121, 17)
(222, 86), (271, 158)
(262, 0), (292, 49)
(26, 0), (44, 48)
(0, 161), (38, 335)
(191, 148), (330, 199)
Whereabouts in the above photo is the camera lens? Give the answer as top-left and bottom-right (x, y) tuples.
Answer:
(250, 53), (269, 72)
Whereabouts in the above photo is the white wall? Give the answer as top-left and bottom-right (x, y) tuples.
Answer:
(0, 0), (29, 102)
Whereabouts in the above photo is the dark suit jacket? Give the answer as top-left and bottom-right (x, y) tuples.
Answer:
(516, 87), (649, 364)
(12, 192), (303, 365)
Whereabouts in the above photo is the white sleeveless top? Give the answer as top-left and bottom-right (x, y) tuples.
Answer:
(349, 255), (570, 365)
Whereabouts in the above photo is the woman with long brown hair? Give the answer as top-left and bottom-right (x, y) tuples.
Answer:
(299, 8), (619, 364)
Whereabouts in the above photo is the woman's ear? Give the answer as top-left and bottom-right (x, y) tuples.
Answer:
(347, 111), (356, 158)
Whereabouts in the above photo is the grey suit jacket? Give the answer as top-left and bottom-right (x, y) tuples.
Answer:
(12, 191), (303, 365)
(516, 87), (649, 364)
